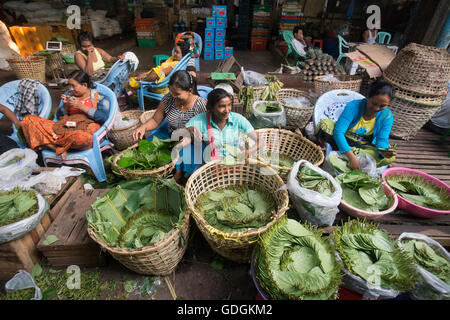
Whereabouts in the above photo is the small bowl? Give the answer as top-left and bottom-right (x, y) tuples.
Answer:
(382, 167), (450, 219)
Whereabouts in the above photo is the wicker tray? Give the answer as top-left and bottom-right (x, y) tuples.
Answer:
(389, 96), (442, 141)
(109, 110), (143, 151)
(383, 43), (450, 96)
(112, 143), (179, 180)
(88, 211), (190, 276)
(314, 74), (362, 96)
(254, 128), (324, 182)
(275, 88), (315, 129)
(8, 56), (46, 83)
(185, 160), (289, 263)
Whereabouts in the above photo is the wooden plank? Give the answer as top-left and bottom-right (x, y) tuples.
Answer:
(379, 225), (450, 247)
(393, 158), (450, 165)
(48, 176), (83, 221)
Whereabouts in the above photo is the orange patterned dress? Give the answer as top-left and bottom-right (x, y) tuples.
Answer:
(21, 95), (101, 156)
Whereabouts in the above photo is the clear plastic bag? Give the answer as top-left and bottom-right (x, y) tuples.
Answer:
(250, 100), (286, 128)
(282, 160), (342, 227)
(323, 151), (379, 177)
(242, 67), (268, 86)
(0, 148), (38, 182)
(22, 166), (85, 195)
(0, 190), (49, 244)
(397, 233), (450, 300)
(5, 270), (42, 300)
(321, 74), (341, 82)
(282, 96), (311, 108)
(112, 112), (138, 130)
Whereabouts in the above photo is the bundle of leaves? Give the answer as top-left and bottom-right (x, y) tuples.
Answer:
(0, 189), (38, 227)
(332, 219), (416, 292)
(296, 164), (335, 197)
(260, 152), (295, 168)
(329, 146), (397, 173)
(337, 171), (393, 212)
(195, 184), (276, 233)
(86, 178), (186, 249)
(256, 102), (282, 114)
(116, 137), (179, 171)
(401, 239), (450, 285)
(386, 174), (450, 211)
(254, 216), (341, 299)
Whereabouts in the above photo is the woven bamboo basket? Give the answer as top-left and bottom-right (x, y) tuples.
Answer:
(88, 211), (190, 275)
(140, 110), (157, 125)
(8, 56), (46, 83)
(314, 75), (362, 96)
(383, 43), (450, 96)
(112, 143), (179, 180)
(254, 128), (324, 182)
(275, 88), (315, 129)
(109, 110), (143, 151)
(45, 52), (65, 76)
(389, 96), (442, 140)
(383, 76), (447, 105)
(61, 43), (76, 54)
(185, 160), (290, 263)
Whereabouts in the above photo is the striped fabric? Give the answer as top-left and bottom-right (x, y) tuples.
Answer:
(162, 93), (207, 133)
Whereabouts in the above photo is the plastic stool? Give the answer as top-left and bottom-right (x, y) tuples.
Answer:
(312, 39), (323, 49)
(153, 54), (170, 67)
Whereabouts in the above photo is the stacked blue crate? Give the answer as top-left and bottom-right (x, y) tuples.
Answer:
(203, 5), (233, 60)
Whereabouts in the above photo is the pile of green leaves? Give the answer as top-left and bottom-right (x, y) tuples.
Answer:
(401, 239), (450, 285)
(86, 178), (186, 249)
(260, 152), (295, 168)
(256, 102), (282, 114)
(332, 219), (416, 292)
(195, 185), (276, 233)
(296, 164), (335, 197)
(116, 137), (179, 171)
(386, 174), (450, 211)
(337, 171), (392, 212)
(0, 189), (38, 227)
(329, 146), (397, 173)
(254, 216), (341, 300)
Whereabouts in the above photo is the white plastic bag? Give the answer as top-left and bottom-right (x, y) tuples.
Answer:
(321, 74), (341, 82)
(398, 233), (450, 300)
(112, 111), (139, 130)
(0, 190), (49, 244)
(0, 148), (38, 182)
(251, 100), (286, 128)
(283, 160), (342, 227)
(242, 67), (268, 86)
(282, 96), (311, 108)
(5, 270), (42, 300)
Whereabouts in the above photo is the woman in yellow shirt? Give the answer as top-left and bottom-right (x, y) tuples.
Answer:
(74, 32), (124, 80)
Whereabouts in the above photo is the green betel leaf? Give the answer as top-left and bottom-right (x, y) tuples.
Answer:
(31, 263), (43, 278)
(123, 280), (137, 293)
(42, 235), (59, 245)
(358, 186), (383, 206)
(386, 179), (408, 193)
(117, 157), (136, 169)
(329, 153), (350, 173)
(138, 139), (156, 154)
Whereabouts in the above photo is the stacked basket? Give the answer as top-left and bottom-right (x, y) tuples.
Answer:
(314, 74), (362, 96)
(383, 43), (450, 140)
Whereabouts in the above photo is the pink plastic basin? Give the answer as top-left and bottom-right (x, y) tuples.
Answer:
(382, 167), (450, 218)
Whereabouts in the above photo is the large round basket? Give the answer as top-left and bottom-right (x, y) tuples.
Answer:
(314, 74), (362, 96)
(383, 77), (447, 105)
(275, 88), (315, 129)
(388, 96), (443, 140)
(87, 211), (190, 275)
(185, 160), (290, 263)
(383, 43), (450, 96)
(140, 110), (157, 124)
(109, 110), (143, 151)
(8, 56), (46, 83)
(254, 128), (324, 182)
(112, 143), (179, 180)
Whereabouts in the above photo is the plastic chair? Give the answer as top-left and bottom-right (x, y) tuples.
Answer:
(197, 85), (213, 99)
(337, 35), (350, 64)
(376, 32), (392, 44)
(0, 80), (52, 147)
(41, 83), (118, 182)
(96, 53), (139, 98)
(137, 52), (193, 110)
(153, 54), (170, 67)
(282, 30), (306, 66)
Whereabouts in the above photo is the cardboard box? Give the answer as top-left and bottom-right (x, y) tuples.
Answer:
(216, 17), (227, 28)
(205, 28), (214, 40)
(215, 28), (226, 40)
(345, 44), (396, 78)
(205, 39), (214, 50)
(206, 17), (216, 28)
(225, 47), (233, 58)
(215, 39), (224, 49)
(212, 5), (227, 17)
(215, 49), (225, 60)
(204, 48), (214, 60)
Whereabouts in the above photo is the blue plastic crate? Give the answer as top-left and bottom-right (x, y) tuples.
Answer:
(215, 39), (224, 49)
(205, 39), (214, 50)
(204, 49), (214, 60)
(212, 5), (227, 17)
(225, 47), (233, 58)
(206, 17), (216, 28)
(215, 49), (225, 60)
(215, 17), (227, 29)
(205, 28), (214, 40)
(215, 28), (226, 40)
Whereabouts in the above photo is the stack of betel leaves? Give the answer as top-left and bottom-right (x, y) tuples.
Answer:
(332, 219), (416, 294)
(260, 152), (295, 168)
(86, 178), (185, 249)
(337, 171), (392, 212)
(0, 189), (38, 227)
(255, 102), (282, 114)
(115, 137), (179, 171)
(253, 216), (341, 299)
(296, 163), (335, 197)
(328, 146), (397, 173)
(195, 185), (276, 233)
(385, 174), (450, 210)
(400, 238), (450, 286)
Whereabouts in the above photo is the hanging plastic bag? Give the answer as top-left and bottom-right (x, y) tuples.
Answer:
(0, 148), (38, 182)
(282, 160), (342, 227)
(241, 67), (268, 86)
(5, 270), (42, 300)
(398, 233), (450, 300)
(0, 190), (49, 244)
(250, 100), (286, 129)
